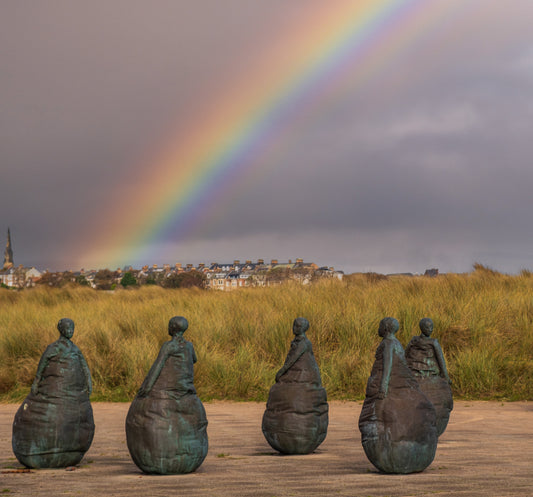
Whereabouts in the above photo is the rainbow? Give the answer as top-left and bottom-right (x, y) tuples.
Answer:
(80, 0), (463, 268)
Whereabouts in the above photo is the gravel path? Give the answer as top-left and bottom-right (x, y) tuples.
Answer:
(1, 401), (532, 496)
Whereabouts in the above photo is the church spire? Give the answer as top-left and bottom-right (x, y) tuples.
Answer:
(3, 228), (14, 270)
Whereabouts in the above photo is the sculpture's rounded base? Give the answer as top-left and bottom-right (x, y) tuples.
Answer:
(362, 437), (437, 474)
(262, 382), (328, 455)
(359, 379), (437, 474)
(14, 451), (86, 469)
(126, 393), (208, 475)
(12, 394), (94, 469)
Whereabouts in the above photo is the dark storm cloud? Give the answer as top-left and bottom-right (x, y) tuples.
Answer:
(1, 1), (533, 273)
(199, 23), (533, 275)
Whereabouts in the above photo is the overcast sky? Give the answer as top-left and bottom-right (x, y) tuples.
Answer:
(2, 1), (533, 274)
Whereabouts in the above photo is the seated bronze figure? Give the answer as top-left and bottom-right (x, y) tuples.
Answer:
(12, 318), (94, 468)
(405, 318), (453, 436)
(126, 316), (208, 474)
(358, 317), (437, 473)
(262, 317), (328, 454)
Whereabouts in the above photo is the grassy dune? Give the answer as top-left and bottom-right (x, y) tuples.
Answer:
(1, 266), (532, 402)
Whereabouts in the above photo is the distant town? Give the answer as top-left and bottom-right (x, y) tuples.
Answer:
(1, 229), (345, 290)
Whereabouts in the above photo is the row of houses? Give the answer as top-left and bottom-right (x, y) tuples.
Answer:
(203, 259), (343, 290)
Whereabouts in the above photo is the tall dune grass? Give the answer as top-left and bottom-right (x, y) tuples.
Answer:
(1, 267), (532, 402)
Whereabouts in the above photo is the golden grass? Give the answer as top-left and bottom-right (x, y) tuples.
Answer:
(1, 266), (532, 402)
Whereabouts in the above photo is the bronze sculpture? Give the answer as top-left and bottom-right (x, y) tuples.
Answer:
(262, 317), (328, 454)
(12, 318), (94, 468)
(358, 317), (437, 473)
(405, 318), (453, 436)
(126, 316), (208, 474)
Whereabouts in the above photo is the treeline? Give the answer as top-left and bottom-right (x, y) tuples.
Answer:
(36, 269), (206, 290)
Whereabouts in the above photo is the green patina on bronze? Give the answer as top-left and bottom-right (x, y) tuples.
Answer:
(12, 318), (94, 468)
(405, 318), (453, 437)
(262, 317), (328, 454)
(359, 317), (437, 474)
(125, 316), (208, 474)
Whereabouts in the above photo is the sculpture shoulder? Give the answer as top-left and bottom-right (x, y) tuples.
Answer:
(388, 336), (405, 356)
(152, 340), (173, 359)
(428, 337), (443, 351)
(165, 338), (192, 356)
(407, 335), (437, 351)
(43, 339), (69, 358)
(407, 335), (424, 347)
(68, 341), (83, 355)
(300, 336), (312, 350)
(290, 336), (309, 353)
(181, 340), (195, 356)
(381, 336), (400, 347)
(43, 341), (60, 355)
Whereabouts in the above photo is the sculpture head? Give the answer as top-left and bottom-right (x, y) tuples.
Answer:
(168, 316), (188, 337)
(419, 318), (434, 337)
(57, 318), (75, 340)
(293, 317), (309, 336)
(378, 317), (399, 338)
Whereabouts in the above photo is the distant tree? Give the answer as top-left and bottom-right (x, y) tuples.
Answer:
(291, 266), (314, 283)
(36, 272), (56, 287)
(60, 271), (76, 285)
(93, 269), (116, 290)
(160, 273), (180, 288)
(266, 266), (289, 283)
(162, 271), (206, 289)
(37, 271), (75, 288)
(75, 274), (90, 286)
(120, 271), (137, 287)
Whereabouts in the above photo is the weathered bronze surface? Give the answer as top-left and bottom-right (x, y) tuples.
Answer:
(262, 317), (328, 454)
(12, 318), (94, 468)
(406, 318), (453, 436)
(358, 317), (437, 474)
(126, 316), (208, 474)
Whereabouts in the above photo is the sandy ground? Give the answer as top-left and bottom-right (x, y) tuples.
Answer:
(1, 400), (532, 497)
